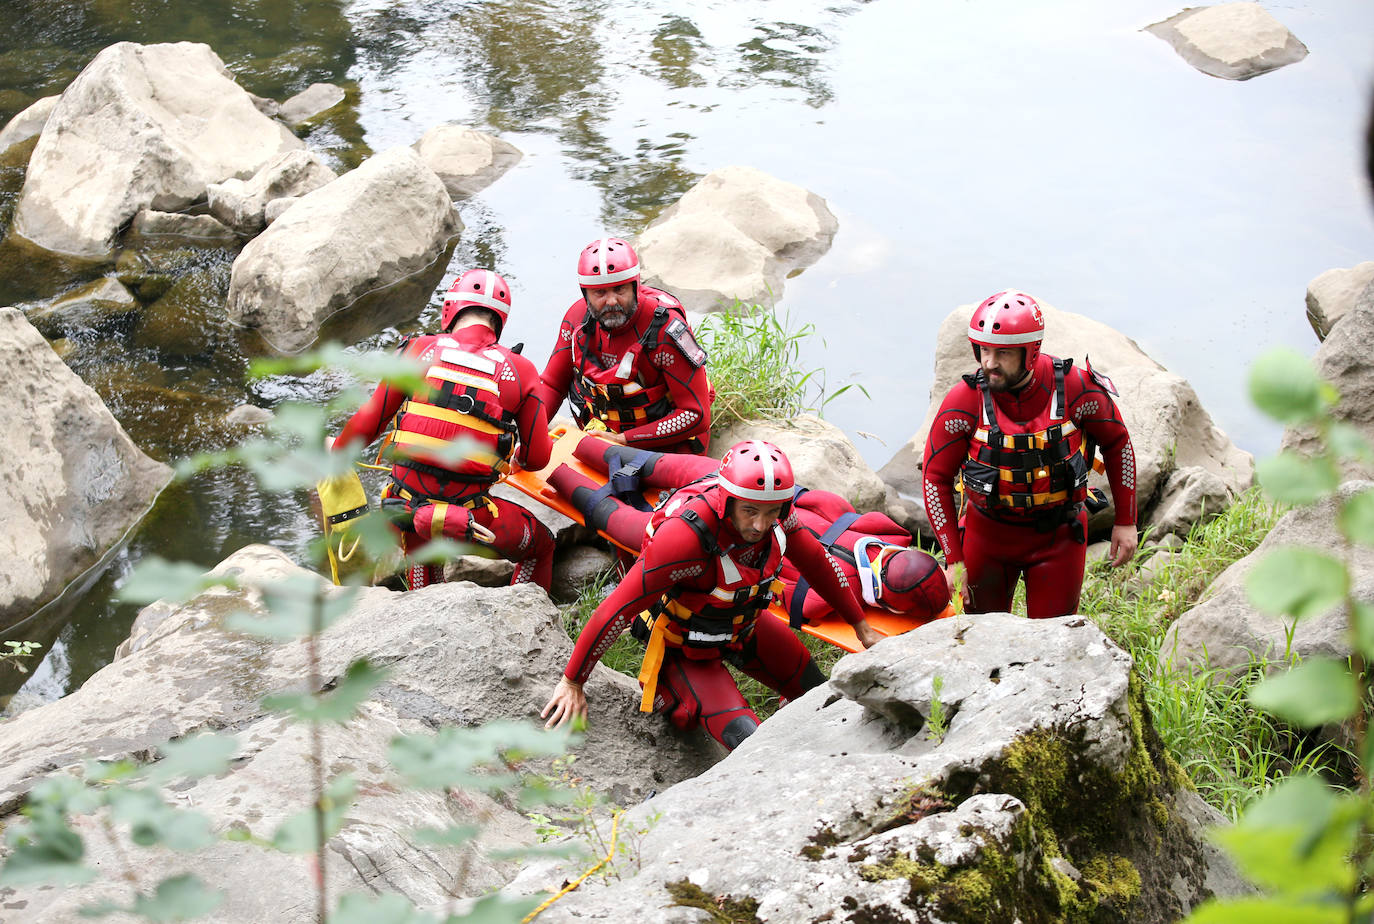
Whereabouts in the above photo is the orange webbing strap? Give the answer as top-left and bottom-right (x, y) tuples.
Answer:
(637, 613), (671, 712)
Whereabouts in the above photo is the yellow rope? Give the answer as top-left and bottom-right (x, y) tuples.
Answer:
(521, 811), (624, 923)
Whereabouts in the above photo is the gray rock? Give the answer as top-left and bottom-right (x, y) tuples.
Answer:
(1283, 304), (1374, 480)
(130, 209), (239, 247)
(247, 92), (280, 119)
(0, 308), (171, 631)
(12, 42), (303, 258)
(413, 124), (523, 199)
(224, 404), (274, 427)
(1146, 3), (1309, 81)
(714, 415), (888, 512)
(278, 82), (346, 126)
(507, 614), (1249, 922)
(207, 149), (337, 235)
(1306, 262), (1374, 342)
(551, 545), (616, 604)
(0, 94), (58, 158)
(1, 545), (718, 919)
(1163, 481), (1373, 675)
(638, 166), (839, 313)
(493, 475), (578, 543)
(263, 195), (298, 224)
(226, 147), (460, 354)
(880, 299), (1253, 540)
(444, 553), (516, 586)
(1149, 465), (1233, 540)
(25, 276), (138, 340)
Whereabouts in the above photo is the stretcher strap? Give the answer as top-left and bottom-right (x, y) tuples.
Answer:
(638, 613), (671, 712)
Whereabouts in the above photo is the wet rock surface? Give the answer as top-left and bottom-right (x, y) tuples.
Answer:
(413, 124), (523, 199)
(1146, 3), (1308, 81)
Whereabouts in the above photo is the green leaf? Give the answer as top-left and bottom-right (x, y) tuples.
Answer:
(389, 722), (570, 790)
(1245, 547), (1348, 620)
(1249, 659), (1360, 727)
(1338, 489), (1374, 545)
(144, 733), (239, 786)
(225, 576), (357, 639)
(108, 788), (216, 851)
(271, 774), (356, 853)
(1249, 348), (1331, 424)
(130, 874), (224, 922)
(333, 892), (444, 924)
(1327, 422), (1373, 463)
(451, 892), (545, 924)
(1213, 776), (1360, 896)
(0, 829), (94, 887)
(263, 658), (390, 724)
(1255, 453), (1338, 505)
(116, 557), (238, 606)
(411, 824), (481, 847)
(1184, 896), (1345, 923)
(1351, 602), (1374, 661)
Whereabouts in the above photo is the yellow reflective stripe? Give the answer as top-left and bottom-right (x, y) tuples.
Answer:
(402, 403), (503, 435)
(426, 366), (499, 394)
(392, 432), (504, 465)
(994, 488), (1071, 507)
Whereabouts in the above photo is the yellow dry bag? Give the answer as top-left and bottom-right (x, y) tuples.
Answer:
(317, 469), (371, 585)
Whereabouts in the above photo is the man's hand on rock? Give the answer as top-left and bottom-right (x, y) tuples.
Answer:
(541, 676), (587, 729)
(853, 619), (884, 650)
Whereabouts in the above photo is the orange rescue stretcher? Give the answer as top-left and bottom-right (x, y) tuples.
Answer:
(503, 424), (948, 653)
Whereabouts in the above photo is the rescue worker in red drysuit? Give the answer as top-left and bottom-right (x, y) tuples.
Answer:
(536, 237), (713, 454)
(922, 290), (1138, 619)
(333, 269), (555, 591)
(545, 435), (950, 625)
(541, 441), (884, 750)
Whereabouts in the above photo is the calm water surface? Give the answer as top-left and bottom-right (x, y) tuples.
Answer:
(2, 0), (1372, 705)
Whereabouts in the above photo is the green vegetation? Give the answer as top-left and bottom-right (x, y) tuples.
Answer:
(1, 640), (41, 674)
(0, 346), (571, 923)
(665, 878), (761, 923)
(697, 301), (867, 433)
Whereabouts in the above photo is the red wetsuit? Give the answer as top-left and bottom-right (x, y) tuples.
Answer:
(922, 352), (1136, 619)
(549, 437), (947, 624)
(536, 285), (712, 454)
(560, 475), (866, 750)
(335, 325), (556, 590)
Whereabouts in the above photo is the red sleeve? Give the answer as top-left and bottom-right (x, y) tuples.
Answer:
(333, 339), (418, 453)
(536, 304), (582, 417)
(563, 515), (710, 684)
(783, 515), (866, 626)
(622, 320), (712, 449)
(508, 352), (552, 472)
(921, 384), (979, 564)
(1069, 369), (1137, 526)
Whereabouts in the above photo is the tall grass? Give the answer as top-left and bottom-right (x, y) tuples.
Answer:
(696, 301), (867, 434)
(1079, 489), (1353, 819)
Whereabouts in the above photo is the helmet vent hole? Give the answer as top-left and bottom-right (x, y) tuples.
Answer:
(992, 322), (1001, 330)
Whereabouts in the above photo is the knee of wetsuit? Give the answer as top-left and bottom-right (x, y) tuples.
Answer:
(721, 715), (759, 750)
(800, 658), (827, 692)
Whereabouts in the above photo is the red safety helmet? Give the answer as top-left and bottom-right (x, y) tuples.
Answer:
(968, 290), (1044, 366)
(442, 268), (512, 334)
(717, 440), (795, 508)
(576, 237), (641, 290)
(876, 548), (949, 616)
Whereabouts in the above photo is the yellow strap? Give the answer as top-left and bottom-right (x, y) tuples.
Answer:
(638, 614), (670, 712)
(520, 811), (623, 923)
(398, 406), (504, 436)
(585, 418), (608, 433)
(995, 488), (1072, 508)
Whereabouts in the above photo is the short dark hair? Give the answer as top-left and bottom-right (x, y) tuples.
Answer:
(447, 305), (502, 335)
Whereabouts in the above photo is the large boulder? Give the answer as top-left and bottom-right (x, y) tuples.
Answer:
(0, 308), (171, 631)
(637, 165), (838, 313)
(1306, 262), (1374, 342)
(879, 300), (1254, 539)
(226, 146), (461, 354)
(0, 95), (58, 161)
(206, 149), (338, 235)
(506, 614), (1249, 922)
(1283, 305), (1374, 480)
(1146, 3), (1309, 81)
(714, 414), (888, 512)
(413, 124), (523, 199)
(11, 42), (303, 259)
(0, 545), (718, 920)
(1163, 481), (1371, 675)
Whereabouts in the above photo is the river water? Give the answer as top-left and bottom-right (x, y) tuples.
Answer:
(1, 0), (1372, 706)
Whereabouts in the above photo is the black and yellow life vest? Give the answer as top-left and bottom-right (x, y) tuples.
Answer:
(958, 358), (1095, 515)
(569, 300), (699, 432)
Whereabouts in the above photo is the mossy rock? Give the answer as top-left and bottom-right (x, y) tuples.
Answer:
(26, 276), (138, 340)
(134, 265), (232, 358)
